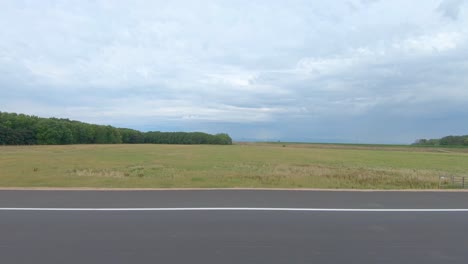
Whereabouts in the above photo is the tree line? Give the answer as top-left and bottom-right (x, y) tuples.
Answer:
(413, 135), (468, 146)
(0, 112), (232, 145)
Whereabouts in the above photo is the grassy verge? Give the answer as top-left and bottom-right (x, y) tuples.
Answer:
(1, 144), (467, 189)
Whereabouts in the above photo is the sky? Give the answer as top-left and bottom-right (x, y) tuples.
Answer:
(1, 0), (468, 143)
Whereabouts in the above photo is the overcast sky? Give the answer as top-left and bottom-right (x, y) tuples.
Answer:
(1, 0), (468, 143)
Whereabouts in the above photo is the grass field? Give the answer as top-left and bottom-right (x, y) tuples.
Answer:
(1, 143), (468, 189)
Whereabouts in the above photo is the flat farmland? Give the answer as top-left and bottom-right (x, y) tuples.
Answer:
(1, 143), (467, 189)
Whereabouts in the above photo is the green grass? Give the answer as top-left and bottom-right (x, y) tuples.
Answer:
(1, 143), (468, 189)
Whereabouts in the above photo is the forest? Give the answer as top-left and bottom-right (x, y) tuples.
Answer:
(413, 135), (468, 146)
(0, 112), (232, 145)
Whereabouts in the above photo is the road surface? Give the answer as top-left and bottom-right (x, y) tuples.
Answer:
(1, 190), (468, 263)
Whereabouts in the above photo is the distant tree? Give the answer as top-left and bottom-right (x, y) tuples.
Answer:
(414, 139), (427, 145)
(0, 111), (232, 146)
(413, 135), (468, 147)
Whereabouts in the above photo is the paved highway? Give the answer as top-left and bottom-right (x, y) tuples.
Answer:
(1, 190), (468, 263)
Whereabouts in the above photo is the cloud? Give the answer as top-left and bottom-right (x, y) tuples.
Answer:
(1, 0), (468, 143)
(360, 0), (381, 5)
(437, 0), (467, 20)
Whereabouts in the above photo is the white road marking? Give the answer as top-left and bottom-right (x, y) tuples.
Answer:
(0, 207), (468, 212)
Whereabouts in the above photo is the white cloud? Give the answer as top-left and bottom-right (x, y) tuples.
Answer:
(394, 32), (464, 53)
(295, 30), (466, 81)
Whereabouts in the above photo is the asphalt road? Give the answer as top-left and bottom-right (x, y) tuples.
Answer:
(1, 190), (468, 264)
